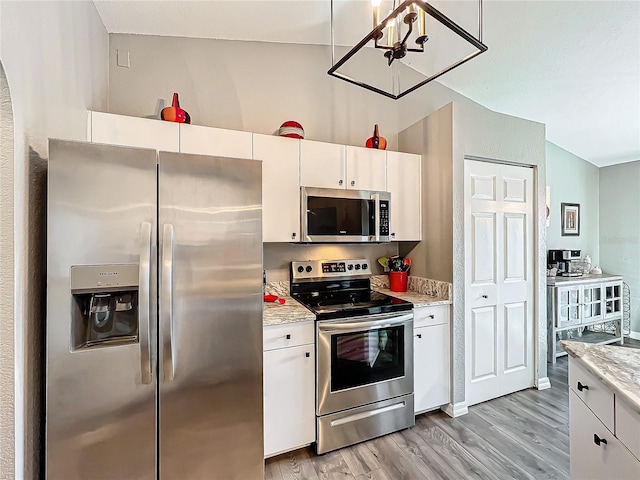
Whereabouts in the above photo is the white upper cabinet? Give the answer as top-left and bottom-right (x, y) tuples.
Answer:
(89, 111), (180, 152)
(387, 151), (421, 241)
(253, 134), (300, 242)
(299, 140), (346, 189)
(346, 146), (387, 191)
(179, 123), (252, 159)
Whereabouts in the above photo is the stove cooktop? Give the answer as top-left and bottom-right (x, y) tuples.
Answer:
(290, 259), (413, 320)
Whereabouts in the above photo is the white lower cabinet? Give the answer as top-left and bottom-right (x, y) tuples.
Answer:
(413, 306), (450, 414)
(263, 323), (315, 458)
(568, 357), (640, 479)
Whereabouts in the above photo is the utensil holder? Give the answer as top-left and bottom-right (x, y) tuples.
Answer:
(389, 271), (408, 292)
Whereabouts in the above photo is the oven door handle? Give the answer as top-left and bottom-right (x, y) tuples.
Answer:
(318, 313), (413, 332)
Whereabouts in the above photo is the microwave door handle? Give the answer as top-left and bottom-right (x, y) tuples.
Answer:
(372, 193), (380, 242)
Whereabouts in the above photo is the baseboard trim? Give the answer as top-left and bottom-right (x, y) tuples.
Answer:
(442, 402), (468, 418)
(536, 377), (551, 390)
(629, 331), (640, 341)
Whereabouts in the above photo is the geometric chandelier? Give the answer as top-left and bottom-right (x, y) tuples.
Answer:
(328, 0), (488, 99)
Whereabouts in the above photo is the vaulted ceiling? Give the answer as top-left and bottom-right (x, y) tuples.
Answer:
(93, 0), (640, 167)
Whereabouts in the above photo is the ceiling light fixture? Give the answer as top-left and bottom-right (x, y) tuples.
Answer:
(328, 0), (488, 99)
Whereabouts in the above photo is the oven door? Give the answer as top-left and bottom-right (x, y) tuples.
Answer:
(316, 312), (413, 416)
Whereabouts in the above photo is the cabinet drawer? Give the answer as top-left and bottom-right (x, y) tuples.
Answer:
(570, 391), (640, 480)
(264, 321), (314, 351)
(414, 305), (449, 328)
(616, 397), (640, 461)
(569, 357), (614, 432)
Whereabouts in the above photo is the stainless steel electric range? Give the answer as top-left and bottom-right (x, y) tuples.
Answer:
(290, 258), (415, 454)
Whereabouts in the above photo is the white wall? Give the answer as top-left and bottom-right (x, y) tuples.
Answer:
(0, 1), (108, 477)
(599, 161), (640, 335)
(546, 141), (600, 264)
(108, 34), (488, 149)
(399, 102), (547, 408)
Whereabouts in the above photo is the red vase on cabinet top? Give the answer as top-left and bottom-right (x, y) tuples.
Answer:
(161, 93), (191, 124)
(365, 124), (387, 150)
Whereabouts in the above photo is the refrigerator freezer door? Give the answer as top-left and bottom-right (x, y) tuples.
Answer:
(158, 152), (264, 479)
(46, 140), (157, 479)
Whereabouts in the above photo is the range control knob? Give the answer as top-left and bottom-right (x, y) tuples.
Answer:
(347, 264), (354, 270)
(354, 264), (361, 270)
(297, 266), (304, 273)
(305, 266), (313, 273)
(362, 263), (368, 270)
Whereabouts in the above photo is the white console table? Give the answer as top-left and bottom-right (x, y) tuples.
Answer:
(547, 274), (624, 363)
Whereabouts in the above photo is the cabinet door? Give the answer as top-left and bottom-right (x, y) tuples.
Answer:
(346, 146), (387, 191)
(253, 134), (300, 242)
(90, 111), (180, 152)
(387, 151), (421, 241)
(581, 284), (603, 324)
(414, 323), (450, 414)
(300, 140), (346, 189)
(556, 286), (582, 327)
(604, 281), (623, 319)
(264, 344), (315, 457)
(179, 124), (252, 159)
(569, 391), (640, 480)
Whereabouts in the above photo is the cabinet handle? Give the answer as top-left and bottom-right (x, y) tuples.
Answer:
(481, 295), (488, 299)
(416, 333), (422, 339)
(286, 334), (291, 340)
(351, 180), (356, 186)
(305, 352), (310, 358)
(291, 232), (296, 239)
(577, 381), (589, 392)
(391, 233), (396, 237)
(428, 314), (434, 319)
(593, 434), (607, 446)
(339, 180), (343, 186)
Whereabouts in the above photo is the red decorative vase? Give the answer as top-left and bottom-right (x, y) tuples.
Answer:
(161, 93), (191, 124)
(366, 124), (387, 150)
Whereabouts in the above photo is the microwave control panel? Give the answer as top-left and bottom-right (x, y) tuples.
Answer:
(379, 200), (389, 236)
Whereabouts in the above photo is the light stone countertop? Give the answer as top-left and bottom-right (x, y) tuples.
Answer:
(547, 273), (623, 287)
(561, 341), (640, 413)
(263, 276), (452, 326)
(372, 287), (451, 308)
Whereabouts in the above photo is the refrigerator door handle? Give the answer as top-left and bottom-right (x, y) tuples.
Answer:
(161, 223), (175, 382)
(139, 222), (152, 384)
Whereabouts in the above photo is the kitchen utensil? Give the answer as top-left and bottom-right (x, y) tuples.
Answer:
(264, 294), (286, 304)
(403, 257), (411, 271)
(377, 256), (388, 269)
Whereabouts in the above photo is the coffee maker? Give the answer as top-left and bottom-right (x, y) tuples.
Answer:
(548, 249), (582, 277)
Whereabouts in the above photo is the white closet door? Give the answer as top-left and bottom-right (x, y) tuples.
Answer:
(464, 159), (535, 406)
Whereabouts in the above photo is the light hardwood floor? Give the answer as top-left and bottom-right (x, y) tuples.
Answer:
(265, 339), (640, 480)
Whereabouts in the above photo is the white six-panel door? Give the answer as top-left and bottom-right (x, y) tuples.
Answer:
(464, 159), (535, 406)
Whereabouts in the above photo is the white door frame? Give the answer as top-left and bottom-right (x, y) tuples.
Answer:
(445, 154), (549, 417)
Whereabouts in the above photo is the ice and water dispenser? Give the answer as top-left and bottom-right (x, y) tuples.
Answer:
(70, 264), (140, 350)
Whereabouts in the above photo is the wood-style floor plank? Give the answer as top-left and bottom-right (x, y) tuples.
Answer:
(265, 347), (638, 480)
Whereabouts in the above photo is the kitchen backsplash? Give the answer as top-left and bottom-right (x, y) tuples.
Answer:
(371, 275), (452, 300)
(267, 276), (452, 301)
(264, 243), (398, 282)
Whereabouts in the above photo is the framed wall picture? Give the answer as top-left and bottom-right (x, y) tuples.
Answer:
(561, 203), (580, 236)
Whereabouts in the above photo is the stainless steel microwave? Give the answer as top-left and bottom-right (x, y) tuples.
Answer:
(301, 187), (390, 243)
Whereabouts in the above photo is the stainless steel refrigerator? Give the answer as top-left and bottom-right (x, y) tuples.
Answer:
(46, 139), (264, 479)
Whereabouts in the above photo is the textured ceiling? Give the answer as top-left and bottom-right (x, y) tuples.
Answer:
(93, 0), (640, 167)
